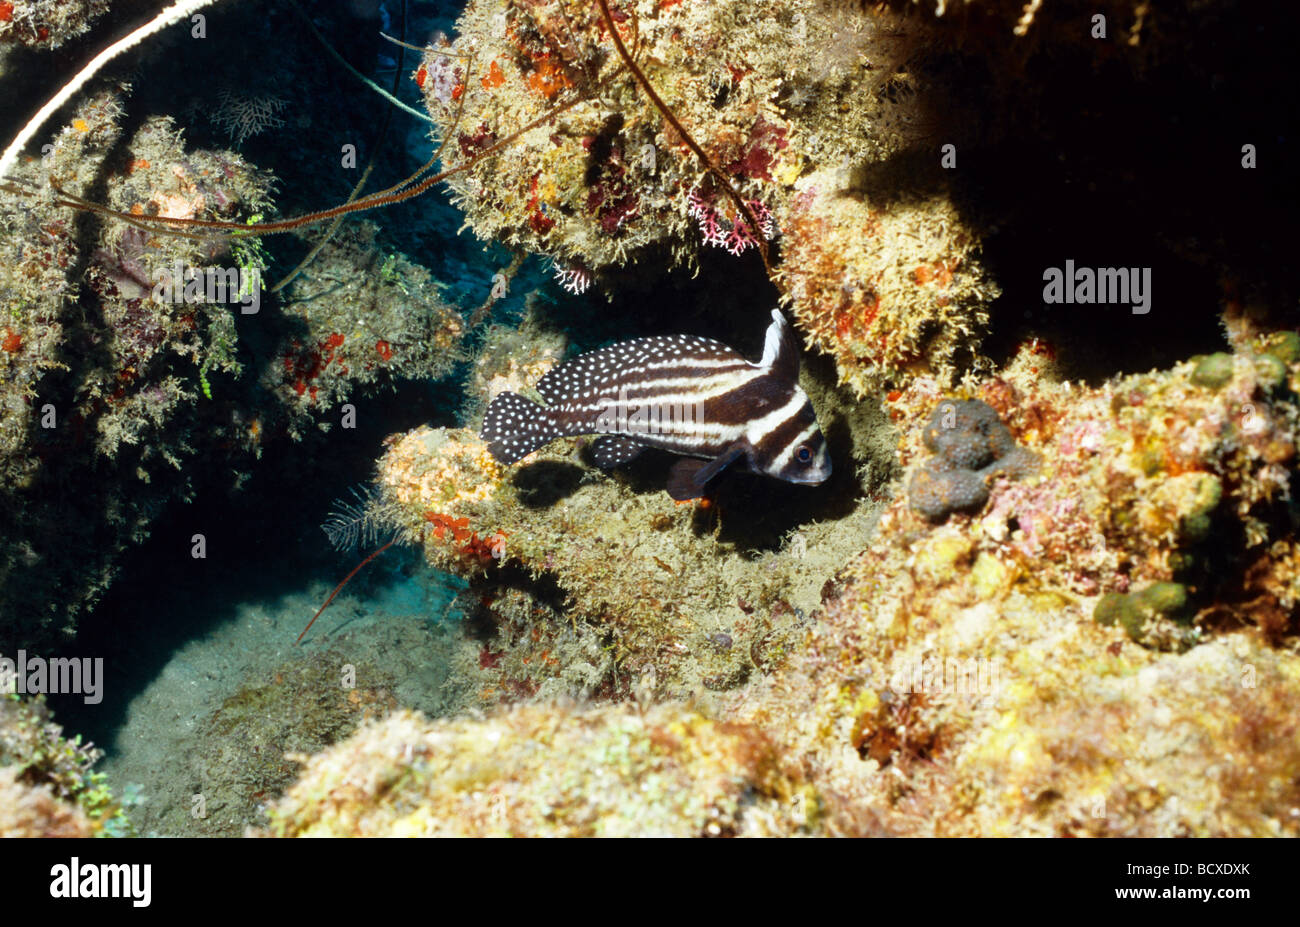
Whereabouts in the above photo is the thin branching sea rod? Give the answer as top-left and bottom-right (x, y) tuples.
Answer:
(0, 0), (770, 279)
(4, 1), (994, 401)
(0, 0), (804, 639)
(0, 0), (957, 643)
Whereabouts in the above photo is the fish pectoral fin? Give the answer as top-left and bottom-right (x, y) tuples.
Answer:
(695, 443), (748, 483)
(666, 443), (747, 500)
(590, 435), (645, 470)
(666, 460), (709, 500)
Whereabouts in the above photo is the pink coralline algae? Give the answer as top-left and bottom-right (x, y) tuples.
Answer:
(552, 262), (592, 295)
(686, 187), (776, 257)
(420, 55), (462, 107)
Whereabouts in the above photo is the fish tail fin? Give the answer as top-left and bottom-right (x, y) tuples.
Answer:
(480, 392), (559, 464)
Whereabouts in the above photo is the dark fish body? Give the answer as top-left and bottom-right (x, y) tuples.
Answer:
(480, 310), (831, 499)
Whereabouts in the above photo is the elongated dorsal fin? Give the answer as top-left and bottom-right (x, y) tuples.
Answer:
(757, 309), (799, 382)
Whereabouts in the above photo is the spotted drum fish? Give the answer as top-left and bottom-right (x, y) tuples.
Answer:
(480, 310), (831, 500)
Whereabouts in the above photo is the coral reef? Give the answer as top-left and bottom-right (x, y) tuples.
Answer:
(778, 166), (998, 396)
(0, 0), (112, 50)
(883, 337), (1298, 619)
(358, 302), (886, 709)
(273, 221), (465, 436)
(427, 1), (935, 276)
(745, 573), (1300, 836)
(426, 0), (996, 394)
(0, 87), (467, 641)
(2, 0), (1297, 841)
(371, 380), (888, 702)
(430, 0), (1275, 399)
(728, 330), (1300, 835)
(0, 90), (275, 642)
(277, 322), (1300, 836)
(266, 703), (805, 837)
(426, 0), (1294, 396)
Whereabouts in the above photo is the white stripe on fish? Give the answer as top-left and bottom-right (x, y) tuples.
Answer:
(480, 310), (831, 499)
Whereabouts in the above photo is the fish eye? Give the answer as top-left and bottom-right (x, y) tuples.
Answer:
(796, 445), (812, 464)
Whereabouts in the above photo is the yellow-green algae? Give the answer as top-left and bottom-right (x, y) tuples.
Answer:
(0, 694), (129, 836)
(366, 317), (896, 702)
(428, 0), (998, 396)
(0, 766), (94, 838)
(266, 704), (807, 837)
(731, 337), (1300, 835)
(272, 332), (1300, 836)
